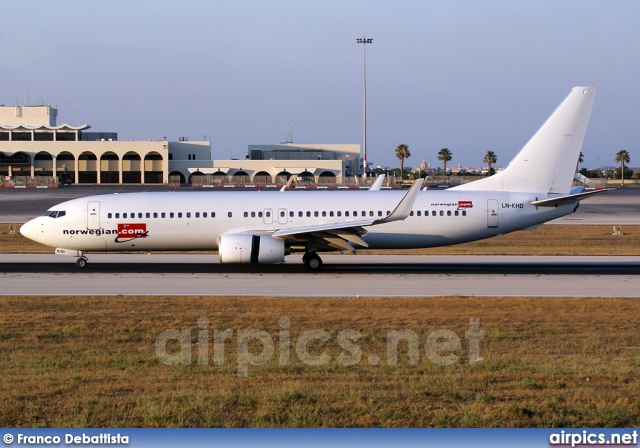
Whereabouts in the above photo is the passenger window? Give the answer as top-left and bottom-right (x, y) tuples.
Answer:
(154, 213), (158, 218)
(440, 211), (444, 216)
(337, 211), (341, 217)
(138, 213), (143, 218)
(123, 213), (127, 218)
(259, 212), (263, 218)
(369, 211), (374, 217)
(410, 211), (414, 216)
(314, 211), (319, 217)
(455, 211), (459, 216)
(211, 212), (215, 218)
(345, 211), (350, 217)
(228, 212), (232, 218)
(266, 211), (271, 217)
(146, 213), (150, 218)
(306, 211), (311, 217)
(161, 212), (166, 218)
(289, 211), (294, 217)
(178, 212), (183, 218)
(378, 211), (383, 217)
(417, 211), (421, 216)
(244, 212), (248, 218)
(298, 211), (303, 217)
(251, 212), (256, 218)
(432, 211), (436, 216)
(281, 211), (286, 217)
(195, 212), (200, 218)
(462, 210), (467, 216)
(108, 213), (112, 219)
(330, 211), (334, 217)
(170, 212), (174, 218)
(447, 211), (451, 216)
(115, 213), (120, 218)
(203, 212), (208, 218)
(187, 212), (191, 218)
(361, 211), (366, 217)
(322, 211), (326, 217)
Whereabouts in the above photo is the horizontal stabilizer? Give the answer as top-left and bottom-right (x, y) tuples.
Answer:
(531, 189), (611, 207)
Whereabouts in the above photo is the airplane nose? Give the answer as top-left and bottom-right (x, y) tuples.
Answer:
(20, 219), (40, 242)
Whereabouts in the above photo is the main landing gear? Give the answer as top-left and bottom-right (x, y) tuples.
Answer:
(76, 256), (88, 268)
(302, 252), (323, 271)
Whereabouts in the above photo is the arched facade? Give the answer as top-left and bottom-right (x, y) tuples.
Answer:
(34, 152), (54, 176)
(275, 171), (291, 185)
(78, 152), (98, 183)
(56, 151), (75, 183)
(318, 170), (337, 184)
(100, 151), (119, 184)
(253, 171), (272, 184)
(144, 151), (164, 184)
(231, 170), (250, 184)
(122, 152), (142, 183)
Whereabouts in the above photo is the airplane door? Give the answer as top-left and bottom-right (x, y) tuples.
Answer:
(263, 208), (273, 224)
(487, 199), (499, 228)
(87, 201), (101, 230)
(277, 208), (288, 224)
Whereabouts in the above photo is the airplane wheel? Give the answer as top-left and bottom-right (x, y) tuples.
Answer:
(304, 253), (323, 271)
(76, 258), (87, 268)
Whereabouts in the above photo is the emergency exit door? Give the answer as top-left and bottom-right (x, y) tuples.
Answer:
(487, 199), (499, 228)
(87, 201), (100, 230)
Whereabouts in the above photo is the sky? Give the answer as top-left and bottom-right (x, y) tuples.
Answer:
(1, 0), (639, 170)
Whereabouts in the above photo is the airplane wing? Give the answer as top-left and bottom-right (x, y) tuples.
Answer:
(530, 188), (611, 207)
(368, 174), (385, 191)
(271, 179), (423, 252)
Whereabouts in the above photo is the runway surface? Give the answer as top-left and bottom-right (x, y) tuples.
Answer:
(2, 254), (639, 297)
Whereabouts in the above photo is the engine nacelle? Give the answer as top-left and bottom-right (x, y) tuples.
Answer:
(218, 234), (286, 264)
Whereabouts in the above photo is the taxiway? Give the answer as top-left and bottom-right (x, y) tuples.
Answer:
(1, 254), (639, 297)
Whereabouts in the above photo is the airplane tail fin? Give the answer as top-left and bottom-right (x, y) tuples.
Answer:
(453, 86), (596, 194)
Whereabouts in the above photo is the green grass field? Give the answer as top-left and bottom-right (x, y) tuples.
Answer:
(1, 296), (638, 427)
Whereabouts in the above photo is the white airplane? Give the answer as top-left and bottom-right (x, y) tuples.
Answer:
(20, 86), (604, 270)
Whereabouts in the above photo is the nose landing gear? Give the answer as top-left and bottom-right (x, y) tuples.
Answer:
(76, 256), (88, 268)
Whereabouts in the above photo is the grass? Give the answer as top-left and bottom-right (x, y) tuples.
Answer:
(3, 223), (640, 255)
(1, 296), (638, 427)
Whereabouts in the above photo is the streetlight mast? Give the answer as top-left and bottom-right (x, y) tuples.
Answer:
(356, 37), (372, 177)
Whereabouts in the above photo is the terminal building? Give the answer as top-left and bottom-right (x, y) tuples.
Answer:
(1, 104), (360, 186)
(170, 143), (361, 185)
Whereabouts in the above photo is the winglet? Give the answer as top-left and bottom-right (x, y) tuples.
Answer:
(376, 179), (423, 224)
(369, 174), (385, 191)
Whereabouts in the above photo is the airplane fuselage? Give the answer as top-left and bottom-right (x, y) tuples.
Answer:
(21, 189), (575, 253)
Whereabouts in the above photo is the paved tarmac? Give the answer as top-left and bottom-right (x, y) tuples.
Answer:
(1, 254), (639, 297)
(1, 185), (639, 224)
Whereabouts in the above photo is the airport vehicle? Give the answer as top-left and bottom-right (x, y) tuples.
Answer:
(20, 87), (603, 270)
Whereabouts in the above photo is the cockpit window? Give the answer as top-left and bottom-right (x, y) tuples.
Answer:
(42, 210), (66, 218)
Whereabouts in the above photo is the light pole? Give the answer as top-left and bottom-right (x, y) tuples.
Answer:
(357, 37), (372, 177)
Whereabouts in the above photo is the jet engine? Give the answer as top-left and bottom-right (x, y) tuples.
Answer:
(218, 234), (286, 264)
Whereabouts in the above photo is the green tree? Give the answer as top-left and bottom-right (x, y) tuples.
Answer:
(614, 149), (630, 186)
(438, 148), (452, 175)
(395, 144), (411, 179)
(576, 151), (584, 172)
(483, 151), (497, 176)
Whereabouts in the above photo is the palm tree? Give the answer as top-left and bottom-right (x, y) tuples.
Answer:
(483, 151), (497, 176)
(438, 148), (452, 175)
(576, 152), (584, 172)
(395, 144), (410, 179)
(614, 149), (630, 187)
